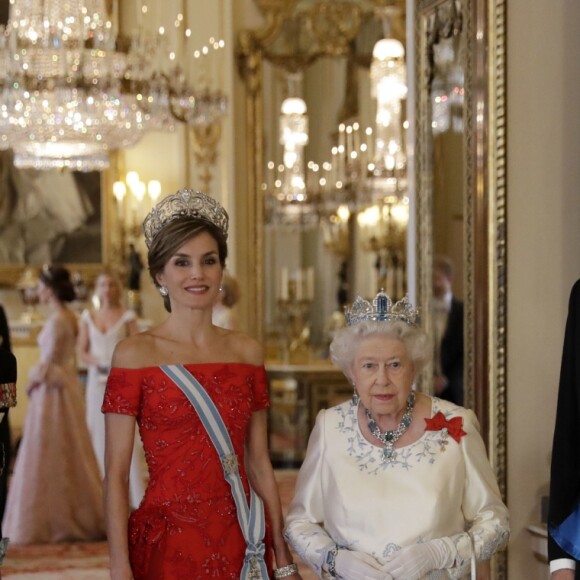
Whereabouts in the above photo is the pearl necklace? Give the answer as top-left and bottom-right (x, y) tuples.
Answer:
(365, 392), (416, 463)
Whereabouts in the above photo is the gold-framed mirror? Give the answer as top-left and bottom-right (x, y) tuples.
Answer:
(238, 0), (507, 571)
(414, 0), (507, 576)
(237, 0), (408, 360)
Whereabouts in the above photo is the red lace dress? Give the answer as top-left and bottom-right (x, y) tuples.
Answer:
(102, 363), (273, 579)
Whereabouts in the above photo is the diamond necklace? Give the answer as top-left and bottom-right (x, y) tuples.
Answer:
(365, 392), (416, 463)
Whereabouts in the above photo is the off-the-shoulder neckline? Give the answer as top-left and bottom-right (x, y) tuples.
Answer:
(111, 362), (264, 372)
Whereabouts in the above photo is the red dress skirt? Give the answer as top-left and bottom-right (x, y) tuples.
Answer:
(103, 363), (273, 579)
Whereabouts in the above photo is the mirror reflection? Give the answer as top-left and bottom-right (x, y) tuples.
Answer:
(429, 10), (466, 406)
(260, 7), (410, 363)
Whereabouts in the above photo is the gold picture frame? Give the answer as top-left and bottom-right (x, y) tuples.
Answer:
(414, 0), (507, 576)
(0, 152), (118, 288)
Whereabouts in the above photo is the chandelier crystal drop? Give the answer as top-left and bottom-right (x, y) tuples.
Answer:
(0, 0), (228, 171)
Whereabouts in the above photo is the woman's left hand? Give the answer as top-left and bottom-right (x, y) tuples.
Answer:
(335, 550), (392, 580)
(383, 538), (456, 580)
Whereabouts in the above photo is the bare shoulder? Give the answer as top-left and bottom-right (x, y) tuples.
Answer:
(223, 331), (264, 366)
(111, 331), (158, 369)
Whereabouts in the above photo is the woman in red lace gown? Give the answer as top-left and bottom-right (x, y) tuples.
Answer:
(103, 190), (301, 580)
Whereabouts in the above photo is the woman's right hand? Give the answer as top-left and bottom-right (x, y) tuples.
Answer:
(109, 562), (134, 580)
(335, 550), (393, 580)
(551, 571), (575, 580)
(25, 381), (39, 395)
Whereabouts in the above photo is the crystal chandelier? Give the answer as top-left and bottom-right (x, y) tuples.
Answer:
(264, 96), (321, 227)
(354, 20), (409, 298)
(263, 9), (410, 244)
(431, 38), (465, 135)
(308, 11), (408, 297)
(0, 0), (228, 171)
(365, 35), (408, 202)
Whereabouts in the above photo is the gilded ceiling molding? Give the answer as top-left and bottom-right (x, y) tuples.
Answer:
(191, 122), (223, 194)
(308, 3), (363, 57)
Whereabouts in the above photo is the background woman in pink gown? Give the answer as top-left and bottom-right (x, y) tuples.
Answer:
(3, 265), (105, 544)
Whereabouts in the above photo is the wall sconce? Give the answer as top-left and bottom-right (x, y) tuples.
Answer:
(321, 204), (351, 258)
(113, 171), (162, 243)
(357, 195), (409, 298)
(321, 203), (351, 312)
(15, 267), (41, 323)
(276, 267), (315, 363)
(111, 171), (162, 311)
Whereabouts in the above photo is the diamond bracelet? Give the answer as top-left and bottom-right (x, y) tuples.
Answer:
(273, 562), (299, 579)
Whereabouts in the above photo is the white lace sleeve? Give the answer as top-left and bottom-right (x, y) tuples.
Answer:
(446, 409), (510, 577)
(284, 410), (336, 576)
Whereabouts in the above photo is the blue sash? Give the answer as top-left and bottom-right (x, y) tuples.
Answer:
(550, 501), (580, 560)
(160, 364), (269, 580)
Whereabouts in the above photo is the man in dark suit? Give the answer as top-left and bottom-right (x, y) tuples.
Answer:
(548, 280), (580, 579)
(0, 321), (16, 571)
(0, 307), (8, 353)
(432, 255), (464, 406)
(0, 305), (12, 527)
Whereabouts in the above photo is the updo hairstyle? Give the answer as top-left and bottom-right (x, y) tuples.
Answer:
(220, 273), (240, 308)
(329, 319), (432, 382)
(148, 217), (228, 312)
(39, 265), (76, 303)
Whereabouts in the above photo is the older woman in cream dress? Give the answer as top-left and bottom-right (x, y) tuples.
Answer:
(285, 291), (509, 579)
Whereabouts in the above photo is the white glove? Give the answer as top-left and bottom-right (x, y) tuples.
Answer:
(335, 549), (393, 580)
(383, 538), (456, 580)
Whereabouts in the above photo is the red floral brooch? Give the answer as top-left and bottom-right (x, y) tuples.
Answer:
(425, 412), (467, 451)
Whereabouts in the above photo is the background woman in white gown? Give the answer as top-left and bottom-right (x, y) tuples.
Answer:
(78, 270), (146, 509)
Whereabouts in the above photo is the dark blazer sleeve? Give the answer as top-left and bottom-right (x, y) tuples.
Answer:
(440, 298), (464, 405)
(548, 279), (580, 563)
(0, 306), (10, 352)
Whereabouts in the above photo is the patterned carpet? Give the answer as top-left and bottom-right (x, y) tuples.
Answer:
(3, 542), (109, 579)
(3, 470), (317, 579)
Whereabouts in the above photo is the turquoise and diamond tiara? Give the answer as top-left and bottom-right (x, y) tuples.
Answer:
(143, 189), (229, 248)
(344, 291), (419, 327)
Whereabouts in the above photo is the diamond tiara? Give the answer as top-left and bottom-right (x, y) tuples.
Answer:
(344, 291), (419, 327)
(143, 189), (229, 248)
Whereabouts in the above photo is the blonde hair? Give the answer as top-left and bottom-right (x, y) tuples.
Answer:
(94, 269), (124, 307)
(220, 273), (240, 308)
